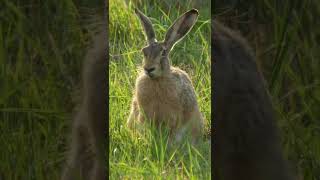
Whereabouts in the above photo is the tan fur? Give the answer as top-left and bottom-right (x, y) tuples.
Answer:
(127, 9), (204, 143)
(128, 66), (204, 141)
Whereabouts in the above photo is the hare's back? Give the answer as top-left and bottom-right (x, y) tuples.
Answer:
(170, 67), (198, 110)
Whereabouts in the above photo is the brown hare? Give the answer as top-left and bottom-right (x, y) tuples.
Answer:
(212, 20), (294, 180)
(127, 9), (204, 143)
(61, 28), (107, 180)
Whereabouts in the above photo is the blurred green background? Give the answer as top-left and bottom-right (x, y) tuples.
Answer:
(214, 1), (320, 179)
(0, 0), (104, 179)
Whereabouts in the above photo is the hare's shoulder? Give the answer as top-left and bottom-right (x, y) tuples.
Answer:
(170, 67), (198, 105)
(170, 67), (193, 84)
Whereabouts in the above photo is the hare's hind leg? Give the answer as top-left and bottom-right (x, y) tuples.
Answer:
(176, 109), (204, 144)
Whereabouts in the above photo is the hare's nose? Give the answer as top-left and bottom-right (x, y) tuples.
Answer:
(144, 67), (155, 73)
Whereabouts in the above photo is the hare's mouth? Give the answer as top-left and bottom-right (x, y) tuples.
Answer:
(145, 72), (159, 79)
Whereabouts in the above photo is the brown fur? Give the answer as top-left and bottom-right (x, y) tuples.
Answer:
(212, 20), (294, 180)
(128, 67), (204, 139)
(61, 28), (107, 180)
(127, 9), (204, 143)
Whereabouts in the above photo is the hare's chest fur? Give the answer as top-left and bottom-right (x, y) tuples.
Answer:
(135, 67), (196, 123)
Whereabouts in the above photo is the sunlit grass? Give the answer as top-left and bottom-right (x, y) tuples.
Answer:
(109, 0), (211, 179)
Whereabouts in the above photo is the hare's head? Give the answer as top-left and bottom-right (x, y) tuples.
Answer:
(135, 8), (198, 79)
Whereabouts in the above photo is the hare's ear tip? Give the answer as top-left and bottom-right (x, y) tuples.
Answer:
(190, 9), (199, 15)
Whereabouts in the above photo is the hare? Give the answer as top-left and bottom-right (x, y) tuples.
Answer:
(61, 28), (107, 180)
(127, 9), (204, 143)
(212, 20), (294, 180)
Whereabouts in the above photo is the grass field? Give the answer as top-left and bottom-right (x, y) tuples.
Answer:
(0, 0), (103, 179)
(1, 0), (319, 179)
(109, 0), (211, 179)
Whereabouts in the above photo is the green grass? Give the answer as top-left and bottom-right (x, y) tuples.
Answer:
(2, 0), (319, 179)
(109, 0), (211, 179)
(0, 0), (102, 179)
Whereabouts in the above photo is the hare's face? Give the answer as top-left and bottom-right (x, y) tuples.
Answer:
(135, 8), (199, 78)
(142, 42), (166, 78)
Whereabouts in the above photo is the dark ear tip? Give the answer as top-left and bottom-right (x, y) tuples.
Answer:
(190, 9), (199, 15)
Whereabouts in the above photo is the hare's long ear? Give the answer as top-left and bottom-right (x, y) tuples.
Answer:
(164, 9), (198, 51)
(135, 8), (156, 44)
